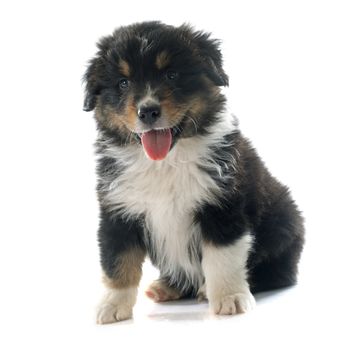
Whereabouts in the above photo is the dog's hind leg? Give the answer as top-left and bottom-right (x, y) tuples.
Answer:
(248, 191), (305, 294)
(145, 278), (183, 302)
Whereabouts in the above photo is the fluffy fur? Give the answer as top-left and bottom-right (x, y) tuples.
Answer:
(83, 21), (305, 323)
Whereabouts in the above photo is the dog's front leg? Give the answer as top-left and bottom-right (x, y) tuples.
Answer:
(96, 210), (146, 324)
(202, 236), (255, 315)
(198, 205), (255, 315)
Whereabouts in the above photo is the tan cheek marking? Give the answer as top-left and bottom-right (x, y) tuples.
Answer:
(96, 96), (138, 133)
(187, 96), (207, 116)
(103, 248), (146, 289)
(161, 92), (208, 128)
(161, 96), (186, 125)
(156, 51), (170, 70)
(119, 59), (131, 77)
(98, 105), (128, 132)
(181, 96), (208, 135)
(122, 96), (138, 131)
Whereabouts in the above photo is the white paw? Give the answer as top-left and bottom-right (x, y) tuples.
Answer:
(211, 292), (256, 315)
(96, 302), (132, 324)
(96, 288), (137, 324)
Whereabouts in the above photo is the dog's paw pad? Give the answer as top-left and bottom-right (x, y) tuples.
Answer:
(96, 303), (132, 324)
(212, 292), (255, 315)
(145, 280), (181, 302)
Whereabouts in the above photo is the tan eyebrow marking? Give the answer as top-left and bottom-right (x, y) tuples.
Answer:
(119, 59), (131, 77)
(155, 51), (170, 70)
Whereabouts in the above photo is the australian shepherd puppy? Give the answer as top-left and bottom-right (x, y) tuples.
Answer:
(83, 21), (305, 324)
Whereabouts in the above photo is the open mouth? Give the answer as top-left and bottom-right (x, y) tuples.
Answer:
(136, 126), (182, 161)
(140, 129), (172, 160)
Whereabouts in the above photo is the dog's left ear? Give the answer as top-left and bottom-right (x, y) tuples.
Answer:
(193, 30), (229, 87)
(83, 57), (101, 112)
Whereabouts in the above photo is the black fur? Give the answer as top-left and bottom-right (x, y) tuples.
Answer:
(83, 21), (227, 144)
(98, 209), (145, 279)
(195, 132), (304, 293)
(84, 22), (305, 301)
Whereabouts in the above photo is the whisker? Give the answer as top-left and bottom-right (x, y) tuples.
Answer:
(185, 114), (199, 133)
(124, 131), (134, 147)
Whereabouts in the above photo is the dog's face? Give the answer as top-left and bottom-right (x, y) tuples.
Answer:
(84, 22), (228, 160)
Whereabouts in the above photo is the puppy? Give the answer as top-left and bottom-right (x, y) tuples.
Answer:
(83, 21), (305, 324)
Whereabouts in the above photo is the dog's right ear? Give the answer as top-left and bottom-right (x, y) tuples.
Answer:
(83, 91), (97, 112)
(83, 57), (100, 112)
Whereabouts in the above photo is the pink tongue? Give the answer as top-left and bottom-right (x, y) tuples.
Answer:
(141, 129), (172, 161)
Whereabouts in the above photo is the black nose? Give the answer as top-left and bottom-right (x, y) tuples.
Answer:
(138, 105), (161, 125)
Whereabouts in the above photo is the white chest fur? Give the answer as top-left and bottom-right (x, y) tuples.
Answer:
(100, 113), (236, 290)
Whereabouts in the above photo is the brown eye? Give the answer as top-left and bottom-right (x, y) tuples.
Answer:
(119, 78), (129, 90)
(166, 70), (178, 80)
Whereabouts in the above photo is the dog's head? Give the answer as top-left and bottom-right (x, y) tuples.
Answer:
(83, 21), (228, 160)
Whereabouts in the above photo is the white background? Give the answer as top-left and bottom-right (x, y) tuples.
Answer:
(0, 0), (349, 349)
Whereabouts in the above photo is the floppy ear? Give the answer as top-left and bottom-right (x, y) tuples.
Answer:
(193, 30), (229, 87)
(83, 57), (101, 112)
(83, 91), (97, 112)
